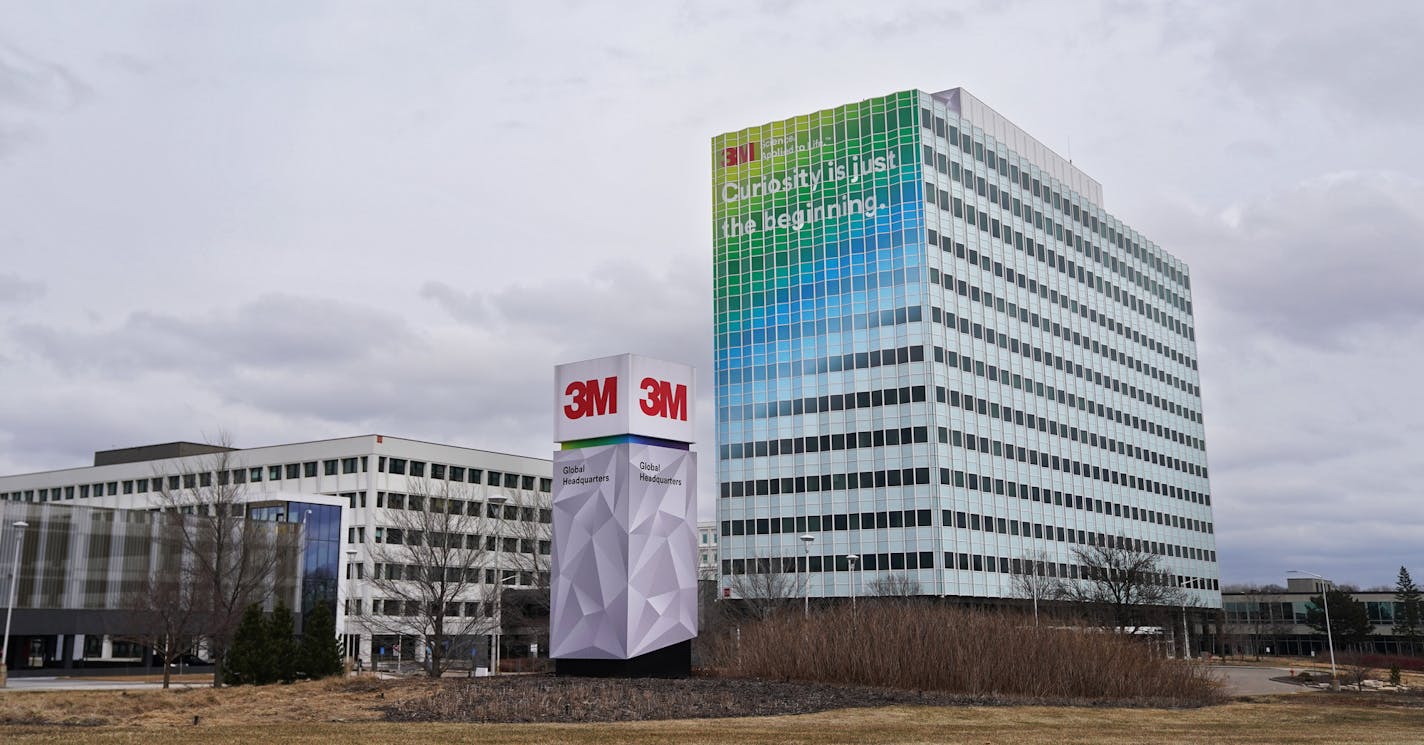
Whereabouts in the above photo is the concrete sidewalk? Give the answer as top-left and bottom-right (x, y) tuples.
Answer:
(1, 676), (205, 692)
(1213, 665), (1308, 696)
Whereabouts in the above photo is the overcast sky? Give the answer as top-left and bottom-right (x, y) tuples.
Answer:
(2, 1), (1420, 589)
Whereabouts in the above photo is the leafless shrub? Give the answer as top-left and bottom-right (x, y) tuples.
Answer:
(703, 603), (1223, 706)
(1339, 650), (1376, 691)
(868, 573), (923, 598)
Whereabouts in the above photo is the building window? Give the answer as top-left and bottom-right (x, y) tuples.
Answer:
(269, 465), (282, 481)
(521, 475), (535, 491)
(449, 466), (465, 482)
(250, 468), (263, 483)
(342, 457), (359, 474)
(431, 464), (446, 480)
(286, 464), (300, 480)
(487, 471), (501, 487)
(303, 462), (317, 478)
(409, 461), (425, 478)
(388, 459), (407, 475)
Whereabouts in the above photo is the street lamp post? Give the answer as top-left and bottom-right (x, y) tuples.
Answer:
(1289, 569), (1339, 690)
(845, 554), (859, 609)
(344, 548), (358, 668)
(1178, 577), (1205, 660)
(488, 495), (508, 675)
(2, 521), (30, 688)
(799, 534), (814, 618)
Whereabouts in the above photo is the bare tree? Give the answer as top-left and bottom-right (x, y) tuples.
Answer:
(1063, 541), (1183, 632)
(119, 514), (201, 689)
(726, 559), (798, 621)
(869, 573), (924, 598)
(1338, 650), (1376, 691)
(493, 491), (553, 660)
(1010, 552), (1063, 626)
(362, 477), (494, 677)
(155, 439), (295, 687)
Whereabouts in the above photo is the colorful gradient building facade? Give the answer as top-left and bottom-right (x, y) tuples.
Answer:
(712, 88), (1219, 607)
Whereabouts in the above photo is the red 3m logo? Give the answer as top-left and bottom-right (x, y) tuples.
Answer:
(723, 143), (758, 167)
(563, 377), (617, 420)
(639, 377), (688, 421)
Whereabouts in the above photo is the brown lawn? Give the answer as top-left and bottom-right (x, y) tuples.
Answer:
(1, 676), (1421, 745)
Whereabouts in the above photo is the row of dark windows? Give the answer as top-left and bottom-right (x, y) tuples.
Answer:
(721, 384), (927, 423)
(936, 344), (1206, 463)
(719, 344), (926, 387)
(723, 426), (931, 460)
(722, 467), (934, 498)
(725, 547), (1216, 589)
(930, 259), (1198, 396)
(372, 491), (551, 523)
(377, 456), (551, 493)
(2, 457), (371, 503)
(920, 108), (1190, 299)
(370, 527), (548, 556)
(925, 179), (1193, 345)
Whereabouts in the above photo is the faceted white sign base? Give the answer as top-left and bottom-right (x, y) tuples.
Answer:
(549, 442), (698, 662)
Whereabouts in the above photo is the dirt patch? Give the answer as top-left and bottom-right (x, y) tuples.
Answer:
(0, 676), (431, 728)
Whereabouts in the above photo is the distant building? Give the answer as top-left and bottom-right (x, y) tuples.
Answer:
(1222, 577), (1411, 656)
(0, 435), (552, 672)
(697, 522), (719, 579)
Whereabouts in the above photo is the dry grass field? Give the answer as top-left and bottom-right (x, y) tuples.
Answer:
(3, 677), (1423, 745)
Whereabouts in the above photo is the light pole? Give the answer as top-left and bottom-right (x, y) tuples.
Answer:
(799, 534), (814, 618)
(2, 521), (30, 688)
(344, 548), (358, 668)
(1178, 577), (1205, 660)
(845, 554), (859, 609)
(488, 495), (508, 674)
(1289, 569), (1338, 690)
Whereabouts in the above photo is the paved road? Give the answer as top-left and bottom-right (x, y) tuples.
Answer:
(1213, 665), (1306, 696)
(1, 677), (203, 692)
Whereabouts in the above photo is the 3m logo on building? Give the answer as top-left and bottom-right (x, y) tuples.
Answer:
(563, 377), (617, 420)
(723, 143), (758, 167)
(639, 377), (687, 422)
(554, 354), (696, 443)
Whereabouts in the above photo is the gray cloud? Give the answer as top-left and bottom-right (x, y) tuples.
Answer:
(13, 294), (412, 378)
(0, 273), (44, 305)
(0, 39), (89, 111)
(1202, 2), (1424, 125)
(1171, 172), (1424, 344)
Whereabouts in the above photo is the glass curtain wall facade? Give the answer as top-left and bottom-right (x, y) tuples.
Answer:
(713, 88), (1218, 606)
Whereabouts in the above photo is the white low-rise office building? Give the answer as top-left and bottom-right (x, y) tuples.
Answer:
(0, 435), (551, 673)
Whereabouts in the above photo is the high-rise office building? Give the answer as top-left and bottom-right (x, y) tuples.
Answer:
(712, 88), (1218, 608)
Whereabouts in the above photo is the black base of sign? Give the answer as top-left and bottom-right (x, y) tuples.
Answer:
(554, 639), (692, 678)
